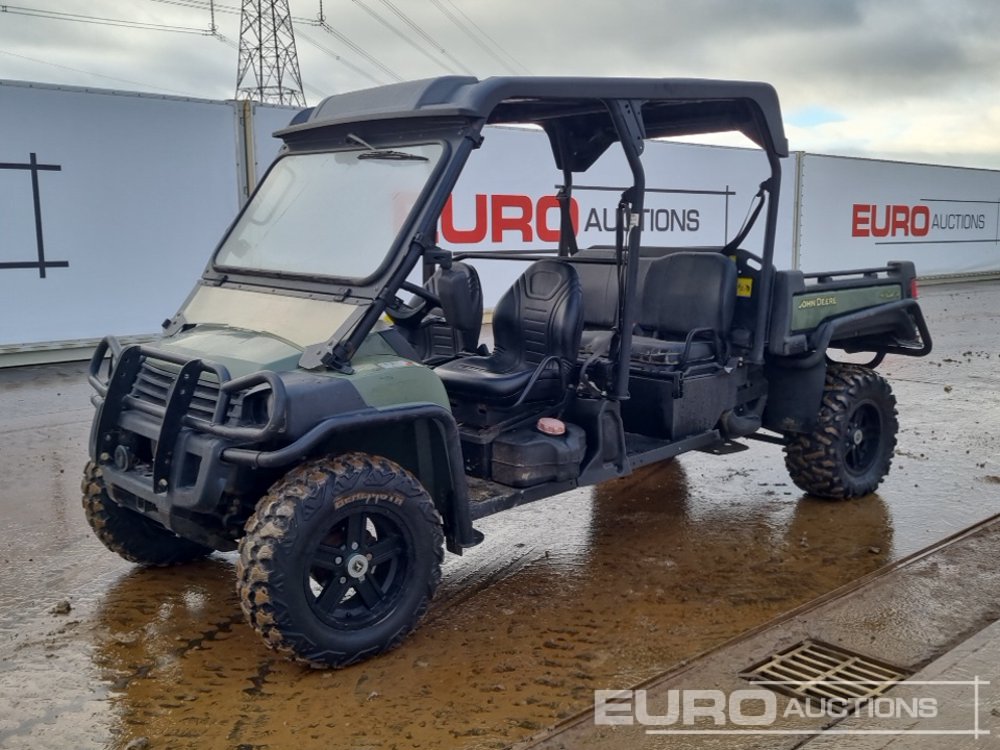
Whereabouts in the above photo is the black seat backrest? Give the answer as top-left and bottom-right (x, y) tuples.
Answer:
(493, 260), (583, 366)
(426, 261), (483, 353)
(639, 251), (737, 339)
(568, 248), (657, 331)
(573, 261), (619, 329)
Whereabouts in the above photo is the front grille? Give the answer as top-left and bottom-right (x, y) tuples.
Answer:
(130, 361), (227, 422)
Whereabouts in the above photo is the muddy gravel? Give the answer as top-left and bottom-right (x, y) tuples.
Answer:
(0, 281), (998, 749)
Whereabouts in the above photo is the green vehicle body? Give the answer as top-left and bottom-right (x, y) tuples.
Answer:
(88, 315), (463, 550)
(790, 285), (903, 331)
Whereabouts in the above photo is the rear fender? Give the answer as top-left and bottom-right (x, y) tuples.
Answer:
(787, 300), (932, 370)
(763, 357), (826, 434)
(822, 299), (932, 357)
(762, 298), (931, 433)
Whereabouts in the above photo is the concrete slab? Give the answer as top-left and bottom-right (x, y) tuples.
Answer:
(523, 515), (1000, 749)
(798, 620), (1000, 748)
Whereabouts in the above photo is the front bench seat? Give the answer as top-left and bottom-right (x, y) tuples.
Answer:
(434, 260), (583, 424)
(630, 251), (737, 367)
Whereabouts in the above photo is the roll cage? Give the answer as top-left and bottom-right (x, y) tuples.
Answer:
(208, 76), (788, 382)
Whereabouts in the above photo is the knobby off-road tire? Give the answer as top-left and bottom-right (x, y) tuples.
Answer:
(784, 364), (898, 499)
(237, 452), (444, 668)
(81, 461), (213, 565)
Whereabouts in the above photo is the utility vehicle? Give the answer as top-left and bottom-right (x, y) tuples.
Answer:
(84, 76), (931, 667)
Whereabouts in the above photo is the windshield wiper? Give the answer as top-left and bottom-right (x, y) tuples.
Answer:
(347, 132), (428, 162)
(356, 150), (428, 162)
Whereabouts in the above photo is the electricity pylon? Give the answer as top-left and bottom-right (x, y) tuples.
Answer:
(235, 0), (306, 105)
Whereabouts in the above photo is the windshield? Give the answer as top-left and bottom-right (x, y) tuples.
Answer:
(215, 143), (443, 280)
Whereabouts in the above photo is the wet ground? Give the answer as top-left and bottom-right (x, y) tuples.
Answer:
(1, 281), (998, 750)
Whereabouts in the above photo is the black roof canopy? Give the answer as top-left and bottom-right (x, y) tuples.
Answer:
(277, 76), (789, 166)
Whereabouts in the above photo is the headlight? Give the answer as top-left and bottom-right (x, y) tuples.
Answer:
(239, 387), (274, 426)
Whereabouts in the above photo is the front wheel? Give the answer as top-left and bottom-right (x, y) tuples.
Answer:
(81, 461), (213, 565)
(237, 453), (444, 668)
(784, 364), (898, 499)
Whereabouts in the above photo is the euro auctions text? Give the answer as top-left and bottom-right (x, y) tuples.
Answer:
(594, 681), (990, 738)
(595, 688), (937, 727)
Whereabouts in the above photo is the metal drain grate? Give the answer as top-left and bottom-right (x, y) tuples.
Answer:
(742, 640), (909, 705)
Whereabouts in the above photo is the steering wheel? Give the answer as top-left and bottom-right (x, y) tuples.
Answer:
(386, 281), (442, 326)
(399, 281), (442, 309)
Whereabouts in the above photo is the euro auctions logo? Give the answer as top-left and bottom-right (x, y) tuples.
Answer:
(441, 194), (576, 244)
(852, 204), (931, 238)
(594, 680), (990, 738)
(595, 688), (786, 728)
(852, 202), (989, 240)
(440, 190), (710, 245)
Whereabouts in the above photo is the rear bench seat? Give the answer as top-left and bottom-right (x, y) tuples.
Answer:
(630, 251), (736, 366)
(568, 248), (736, 369)
(568, 248), (655, 353)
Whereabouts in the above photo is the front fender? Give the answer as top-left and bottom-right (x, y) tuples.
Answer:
(221, 403), (483, 554)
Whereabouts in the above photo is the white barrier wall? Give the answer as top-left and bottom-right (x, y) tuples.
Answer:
(797, 154), (1000, 276)
(0, 81), (300, 351)
(2, 79), (998, 357)
(0, 82), (240, 346)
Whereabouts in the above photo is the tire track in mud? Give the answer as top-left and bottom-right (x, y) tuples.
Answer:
(426, 542), (541, 624)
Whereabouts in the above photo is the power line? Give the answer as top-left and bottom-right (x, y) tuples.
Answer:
(372, 0), (473, 75)
(297, 28), (384, 86)
(149, 0), (240, 16)
(148, 0), (317, 28)
(165, 0), (406, 83)
(147, 0), (500, 87)
(351, 0), (456, 74)
(427, 0), (514, 74)
(213, 31), (239, 49)
(6, 0), (493, 97)
(316, 19), (402, 81)
(302, 81), (326, 100)
(0, 4), (211, 35)
(0, 47), (202, 96)
(173, 1), (475, 86)
(146, 0), (388, 86)
(439, 0), (531, 74)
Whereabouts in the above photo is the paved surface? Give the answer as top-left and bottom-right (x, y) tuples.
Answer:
(525, 514), (1000, 749)
(0, 281), (998, 749)
(801, 619), (1000, 748)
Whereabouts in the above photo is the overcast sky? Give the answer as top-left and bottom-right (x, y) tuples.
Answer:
(1, 0), (998, 168)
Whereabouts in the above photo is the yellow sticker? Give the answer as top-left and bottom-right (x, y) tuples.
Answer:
(737, 277), (753, 297)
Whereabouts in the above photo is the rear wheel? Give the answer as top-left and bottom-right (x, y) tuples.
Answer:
(784, 364), (898, 499)
(237, 452), (444, 668)
(81, 461), (212, 565)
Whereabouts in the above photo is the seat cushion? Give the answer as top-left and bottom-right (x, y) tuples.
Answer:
(578, 331), (716, 367)
(580, 329), (613, 355)
(629, 336), (716, 366)
(434, 354), (562, 407)
(435, 260), (581, 412)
